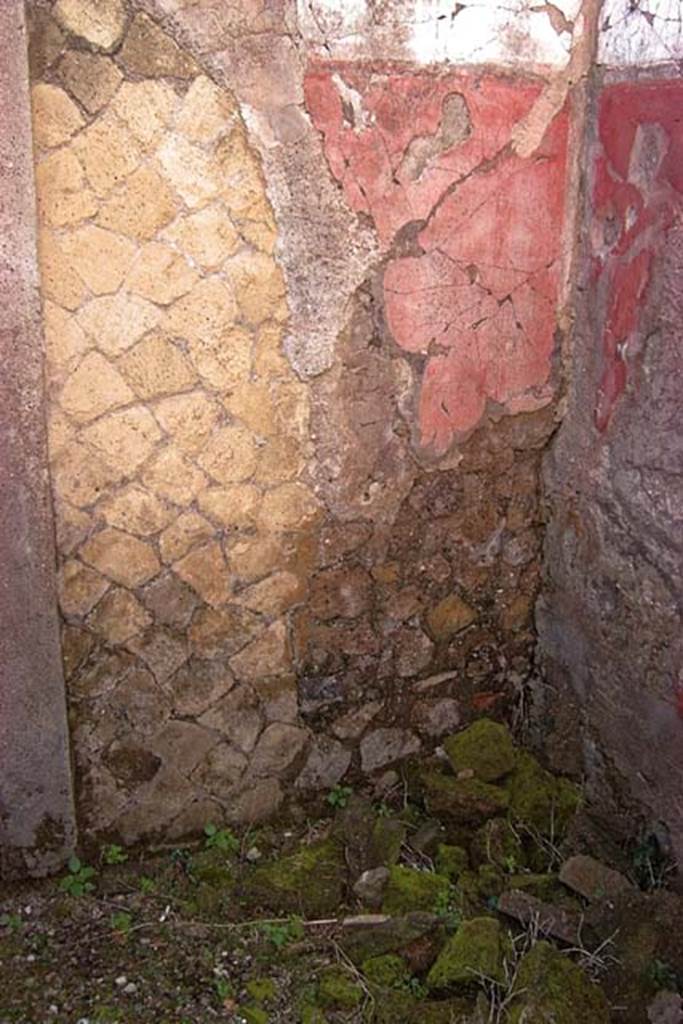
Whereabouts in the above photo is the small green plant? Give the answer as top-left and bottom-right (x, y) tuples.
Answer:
(375, 801), (392, 818)
(138, 875), (156, 894)
(203, 823), (239, 854)
(171, 847), (195, 881)
(102, 843), (128, 866)
(326, 785), (353, 810)
(259, 916), (304, 948)
(214, 975), (234, 1006)
(503, 853), (518, 874)
(0, 912), (22, 932)
(59, 855), (96, 897)
(434, 884), (461, 933)
(403, 975), (428, 999)
(645, 958), (681, 993)
(110, 911), (133, 936)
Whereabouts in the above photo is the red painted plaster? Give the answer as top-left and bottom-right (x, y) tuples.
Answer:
(592, 81), (683, 432)
(305, 65), (569, 452)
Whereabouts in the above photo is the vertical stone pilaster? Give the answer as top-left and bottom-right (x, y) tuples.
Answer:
(0, 1), (76, 876)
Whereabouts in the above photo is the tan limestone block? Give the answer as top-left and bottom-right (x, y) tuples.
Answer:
(82, 405), (162, 472)
(97, 164), (177, 241)
(253, 320), (289, 379)
(142, 448), (207, 505)
(250, 722), (309, 778)
(35, 149), (98, 229)
(58, 351), (134, 423)
(197, 484), (259, 530)
(88, 588), (152, 644)
(118, 334), (197, 400)
(216, 127), (268, 221)
(254, 435), (305, 484)
(55, 0), (126, 50)
(126, 243), (199, 305)
(174, 541), (231, 607)
(51, 441), (125, 508)
(117, 13), (197, 80)
(165, 276), (237, 342)
(236, 571), (303, 616)
(157, 133), (221, 208)
(188, 605), (262, 661)
(99, 485), (174, 536)
(60, 225), (137, 296)
(198, 425), (258, 485)
(110, 80), (177, 149)
(58, 558), (110, 616)
(425, 594), (477, 641)
(127, 626), (189, 683)
(230, 620), (291, 683)
(80, 527), (160, 587)
(159, 511), (215, 564)
(73, 110), (141, 197)
(56, 51), (122, 114)
(228, 532), (289, 582)
(31, 83), (84, 150)
(258, 483), (320, 532)
(54, 500), (92, 556)
(228, 250), (285, 326)
(187, 327), (252, 391)
(222, 382), (273, 437)
(38, 230), (88, 310)
(176, 75), (236, 143)
(191, 742), (247, 798)
(197, 686), (262, 754)
(239, 218), (277, 255)
(152, 391), (221, 456)
(76, 292), (161, 357)
(43, 301), (90, 385)
(163, 203), (240, 271)
(47, 407), (77, 460)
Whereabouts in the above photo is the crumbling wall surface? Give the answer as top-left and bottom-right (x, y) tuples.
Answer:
(28, 0), (593, 847)
(538, 6), (683, 864)
(0, 1), (76, 878)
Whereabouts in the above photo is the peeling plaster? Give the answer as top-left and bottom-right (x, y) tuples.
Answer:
(298, 0), (582, 68)
(599, 0), (683, 66)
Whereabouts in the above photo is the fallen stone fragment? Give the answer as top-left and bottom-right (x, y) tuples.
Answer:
(507, 940), (610, 1023)
(559, 854), (632, 903)
(353, 866), (389, 908)
(497, 889), (583, 946)
(648, 990), (683, 1024)
(340, 911), (443, 965)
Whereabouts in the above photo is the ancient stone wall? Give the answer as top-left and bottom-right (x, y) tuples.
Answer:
(538, 2), (683, 868)
(8, 0), (654, 864)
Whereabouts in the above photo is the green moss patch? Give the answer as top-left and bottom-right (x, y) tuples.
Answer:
(427, 916), (508, 991)
(442, 720), (516, 782)
(508, 941), (610, 1023)
(382, 866), (450, 915)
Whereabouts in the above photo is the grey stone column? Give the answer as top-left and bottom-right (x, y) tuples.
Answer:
(0, 0), (76, 876)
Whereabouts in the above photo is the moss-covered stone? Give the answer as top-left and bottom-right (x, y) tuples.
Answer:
(435, 844), (469, 881)
(442, 720), (516, 782)
(452, 870), (482, 919)
(242, 839), (345, 917)
(382, 866), (450, 915)
(371, 817), (405, 868)
(427, 917), (508, 991)
(507, 941), (610, 1023)
(362, 953), (410, 988)
(237, 1007), (269, 1024)
(367, 989), (417, 1023)
(477, 864), (504, 899)
(507, 873), (563, 902)
(246, 978), (277, 1004)
(506, 753), (581, 840)
(421, 770), (509, 825)
(469, 818), (526, 873)
(341, 912), (444, 965)
(300, 1007), (328, 1024)
(317, 968), (363, 1010)
(413, 998), (478, 1023)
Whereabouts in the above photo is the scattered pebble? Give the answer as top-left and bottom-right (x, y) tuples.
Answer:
(115, 975), (127, 987)
(123, 982), (138, 995)
(245, 846), (262, 862)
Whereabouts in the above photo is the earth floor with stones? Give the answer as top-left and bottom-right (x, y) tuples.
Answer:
(2, 720), (682, 1024)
